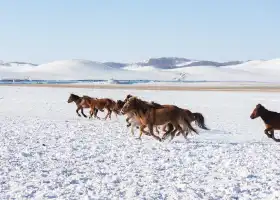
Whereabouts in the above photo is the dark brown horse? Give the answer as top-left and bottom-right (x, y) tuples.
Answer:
(86, 97), (119, 120)
(250, 104), (280, 142)
(67, 93), (99, 118)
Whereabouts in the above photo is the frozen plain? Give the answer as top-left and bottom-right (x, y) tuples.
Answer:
(1, 86), (280, 199)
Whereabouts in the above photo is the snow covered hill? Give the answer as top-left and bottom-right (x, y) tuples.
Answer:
(0, 58), (280, 83)
(0, 59), (175, 81)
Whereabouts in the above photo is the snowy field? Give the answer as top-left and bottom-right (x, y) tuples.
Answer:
(1, 86), (280, 199)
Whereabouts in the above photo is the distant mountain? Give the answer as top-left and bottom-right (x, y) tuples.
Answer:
(1, 58), (280, 82)
(0, 57), (244, 69)
(0, 61), (38, 67)
(103, 62), (128, 69)
(103, 57), (244, 69)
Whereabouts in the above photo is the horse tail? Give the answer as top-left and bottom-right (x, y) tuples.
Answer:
(193, 113), (209, 130)
(184, 117), (198, 135)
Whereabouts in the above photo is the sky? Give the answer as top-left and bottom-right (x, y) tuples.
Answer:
(1, 0), (280, 64)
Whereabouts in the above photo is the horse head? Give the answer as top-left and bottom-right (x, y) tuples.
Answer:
(67, 93), (75, 103)
(114, 100), (125, 113)
(250, 104), (265, 119)
(121, 96), (138, 115)
(124, 94), (134, 102)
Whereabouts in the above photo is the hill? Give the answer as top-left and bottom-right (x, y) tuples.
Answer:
(0, 58), (280, 83)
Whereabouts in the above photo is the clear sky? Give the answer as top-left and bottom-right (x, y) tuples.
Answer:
(1, 0), (280, 64)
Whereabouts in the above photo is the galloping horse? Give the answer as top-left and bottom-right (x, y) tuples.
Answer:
(86, 97), (119, 120)
(121, 94), (166, 128)
(160, 108), (209, 140)
(120, 96), (197, 141)
(115, 99), (173, 137)
(250, 104), (280, 142)
(67, 93), (99, 118)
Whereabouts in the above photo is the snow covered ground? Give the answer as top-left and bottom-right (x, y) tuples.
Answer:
(1, 86), (280, 199)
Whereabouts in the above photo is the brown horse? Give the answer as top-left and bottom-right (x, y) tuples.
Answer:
(67, 93), (99, 118)
(120, 96), (197, 141)
(115, 99), (172, 137)
(160, 108), (209, 140)
(116, 94), (173, 138)
(87, 97), (119, 120)
(120, 94), (166, 128)
(250, 104), (280, 142)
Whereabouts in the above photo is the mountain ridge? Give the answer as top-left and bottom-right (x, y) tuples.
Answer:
(1, 57), (244, 69)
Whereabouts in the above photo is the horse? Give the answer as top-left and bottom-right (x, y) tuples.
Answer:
(123, 95), (204, 141)
(121, 94), (166, 128)
(115, 99), (173, 138)
(120, 96), (197, 141)
(160, 108), (209, 139)
(250, 104), (280, 142)
(116, 97), (173, 139)
(67, 93), (99, 118)
(86, 97), (119, 120)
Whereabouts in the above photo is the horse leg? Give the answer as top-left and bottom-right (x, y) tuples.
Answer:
(270, 130), (280, 142)
(94, 108), (100, 120)
(131, 124), (135, 135)
(169, 127), (180, 141)
(172, 122), (187, 140)
(148, 123), (161, 141)
(104, 108), (111, 120)
(162, 126), (173, 141)
(76, 106), (82, 117)
(109, 109), (113, 120)
(90, 106), (98, 119)
(264, 128), (273, 138)
(107, 108), (112, 120)
(155, 126), (160, 135)
(126, 117), (132, 127)
(89, 108), (93, 119)
(138, 124), (148, 139)
(81, 108), (87, 118)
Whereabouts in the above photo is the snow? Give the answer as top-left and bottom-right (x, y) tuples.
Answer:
(175, 60), (198, 67)
(1, 58), (280, 83)
(1, 86), (280, 199)
(0, 59), (175, 81)
(122, 64), (159, 71)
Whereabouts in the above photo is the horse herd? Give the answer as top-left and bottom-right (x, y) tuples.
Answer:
(67, 93), (280, 142)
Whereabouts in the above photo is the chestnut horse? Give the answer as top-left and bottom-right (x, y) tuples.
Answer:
(120, 96), (197, 141)
(122, 95), (204, 141)
(160, 108), (209, 140)
(86, 97), (119, 120)
(67, 93), (99, 118)
(250, 104), (280, 142)
(121, 94), (165, 128)
(115, 99), (173, 137)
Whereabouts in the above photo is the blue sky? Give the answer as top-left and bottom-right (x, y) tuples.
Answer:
(1, 0), (280, 64)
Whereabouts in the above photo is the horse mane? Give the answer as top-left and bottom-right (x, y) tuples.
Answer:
(70, 93), (81, 101)
(129, 96), (159, 114)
